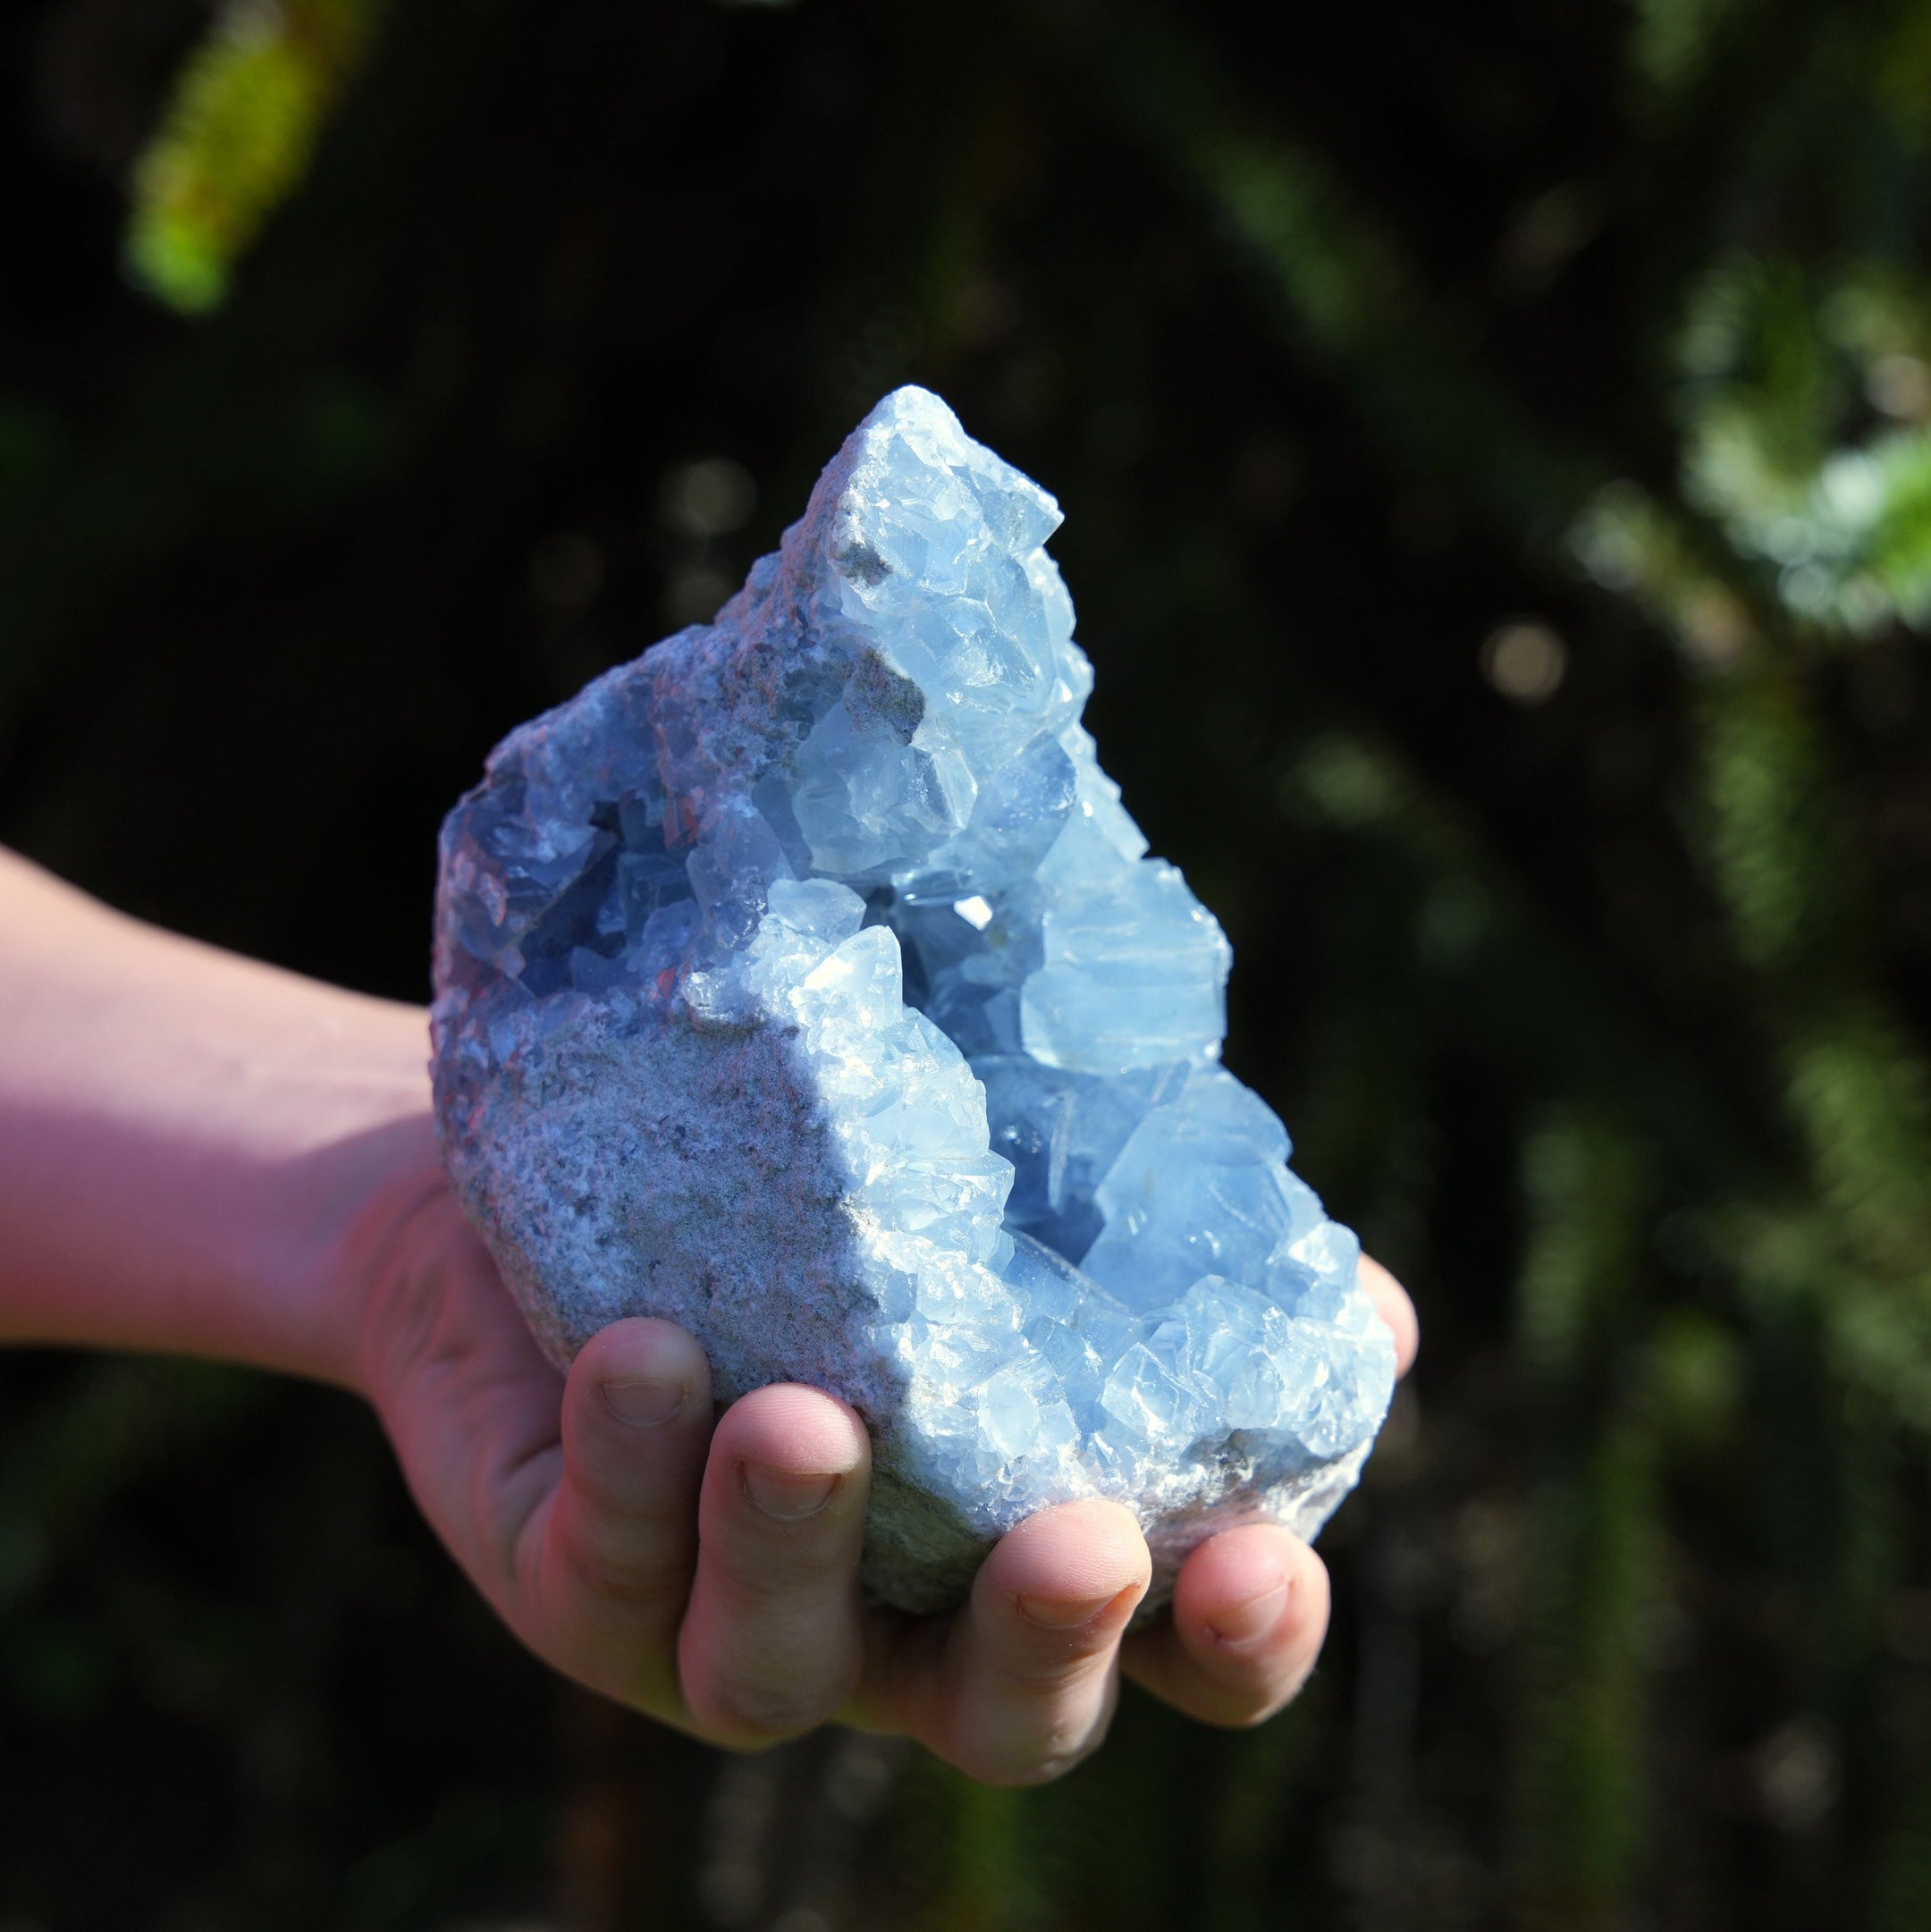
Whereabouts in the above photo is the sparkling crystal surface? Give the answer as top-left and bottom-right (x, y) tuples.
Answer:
(431, 387), (1395, 1612)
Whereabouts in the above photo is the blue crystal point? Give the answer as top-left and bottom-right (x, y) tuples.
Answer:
(432, 386), (1395, 1613)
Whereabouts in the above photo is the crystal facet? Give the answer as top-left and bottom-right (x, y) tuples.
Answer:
(431, 387), (1395, 1612)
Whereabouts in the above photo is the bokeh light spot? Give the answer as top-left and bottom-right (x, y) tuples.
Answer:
(660, 459), (758, 539)
(1480, 621), (1567, 704)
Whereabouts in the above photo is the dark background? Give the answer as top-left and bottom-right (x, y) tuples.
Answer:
(4, 0), (1931, 1926)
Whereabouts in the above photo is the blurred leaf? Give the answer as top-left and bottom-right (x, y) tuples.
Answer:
(125, 0), (382, 315)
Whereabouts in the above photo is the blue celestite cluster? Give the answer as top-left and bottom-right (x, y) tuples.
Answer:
(432, 388), (1395, 1612)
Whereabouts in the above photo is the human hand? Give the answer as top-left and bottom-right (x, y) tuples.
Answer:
(346, 1138), (1418, 1787)
(0, 849), (1416, 1784)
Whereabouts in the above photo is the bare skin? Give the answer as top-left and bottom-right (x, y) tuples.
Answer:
(0, 846), (1416, 1785)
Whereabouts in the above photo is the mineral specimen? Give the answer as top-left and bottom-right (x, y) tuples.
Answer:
(431, 388), (1396, 1614)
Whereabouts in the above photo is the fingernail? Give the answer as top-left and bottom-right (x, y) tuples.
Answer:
(600, 1377), (687, 1428)
(1205, 1578), (1290, 1650)
(1016, 1590), (1121, 1630)
(742, 1465), (841, 1520)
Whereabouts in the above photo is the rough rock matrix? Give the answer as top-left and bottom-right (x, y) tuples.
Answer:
(431, 388), (1395, 1613)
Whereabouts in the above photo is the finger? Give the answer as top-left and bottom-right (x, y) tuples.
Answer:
(1361, 1254), (1419, 1377)
(678, 1383), (872, 1745)
(534, 1317), (715, 1707)
(869, 1499), (1150, 1786)
(1122, 1523), (1328, 1727)
(364, 1209), (578, 1605)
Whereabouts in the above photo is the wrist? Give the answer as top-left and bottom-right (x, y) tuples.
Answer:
(258, 1001), (443, 1396)
(0, 848), (440, 1388)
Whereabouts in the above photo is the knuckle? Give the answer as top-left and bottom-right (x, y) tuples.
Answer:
(1202, 1673), (1304, 1730)
(994, 1630), (1117, 1692)
(968, 1732), (1104, 1788)
(679, 1618), (864, 1746)
(568, 1456), (671, 1523)
(715, 1528), (859, 1602)
(1206, 1695), (1286, 1732)
(558, 1516), (686, 1614)
(690, 1674), (847, 1744)
(956, 1678), (1117, 1787)
(577, 1553), (686, 1613)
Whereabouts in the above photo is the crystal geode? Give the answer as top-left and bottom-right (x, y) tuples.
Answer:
(431, 388), (1394, 1613)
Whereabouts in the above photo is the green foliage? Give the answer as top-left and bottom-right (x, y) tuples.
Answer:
(1679, 260), (1931, 633)
(1629, 0), (1757, 103)
(1510, 1117), (1656, 1923)
(125, 0), (380, 314)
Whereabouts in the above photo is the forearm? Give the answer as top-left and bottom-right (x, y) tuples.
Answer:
(0, 847), (434, 1388)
